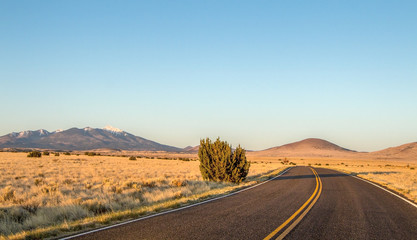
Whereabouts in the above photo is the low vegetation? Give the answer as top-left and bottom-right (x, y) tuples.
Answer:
(26, 151), (41, 158)
(0, 152), (285, 239)
(85, 152), (101, 156)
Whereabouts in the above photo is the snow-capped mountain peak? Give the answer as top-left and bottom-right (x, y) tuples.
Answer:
(38, 129), (50, 136)
(0, 126), (181, 151)
(10, 129), (50, 138)
(17, 131), (29, 138)
(103, 125), (124, 133)
(10, 131), (29, 138)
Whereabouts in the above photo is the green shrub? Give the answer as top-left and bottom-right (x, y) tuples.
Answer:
(27, 151), (42, 158)
(129, 156), (137, 160)
(63, 152), (71, 156)
(198, 138), (250, 183)
(43, 151), (50, 156)
(54, 152), (60, 156)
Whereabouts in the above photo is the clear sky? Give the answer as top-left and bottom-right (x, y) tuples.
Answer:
(1, 1), (416, 152)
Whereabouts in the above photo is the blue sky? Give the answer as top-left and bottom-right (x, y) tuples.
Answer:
(1, 1), (416, 151)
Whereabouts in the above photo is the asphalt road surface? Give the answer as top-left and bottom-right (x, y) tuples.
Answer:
(66, 166), (417, 240)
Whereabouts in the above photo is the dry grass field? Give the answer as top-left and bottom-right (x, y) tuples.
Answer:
(1, 151), (416, 239)
(0, 152), (285, 239)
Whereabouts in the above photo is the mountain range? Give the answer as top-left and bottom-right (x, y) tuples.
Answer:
(0, 127), (416, 160)
(0, 126), (181, 152)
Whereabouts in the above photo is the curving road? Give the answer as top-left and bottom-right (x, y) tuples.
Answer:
(65, 167), (417, 240)
(286, 168), (417, 240)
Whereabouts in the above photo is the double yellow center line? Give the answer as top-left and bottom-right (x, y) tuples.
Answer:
(264, 168), (322, 240)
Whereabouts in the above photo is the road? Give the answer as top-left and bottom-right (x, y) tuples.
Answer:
(66, 166), (417, 240)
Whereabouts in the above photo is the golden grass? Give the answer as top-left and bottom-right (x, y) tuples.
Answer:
(3, 151), (415, 239)
(0, 152), (286, 239)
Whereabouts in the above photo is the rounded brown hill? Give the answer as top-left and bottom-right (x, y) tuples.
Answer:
(252, 138), (355, 157)
(183, 145), (200, 153)
(369, 142), (417, 160)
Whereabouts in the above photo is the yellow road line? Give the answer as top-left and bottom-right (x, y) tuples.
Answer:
(275, 168), (322, 240)
(263, 167), (322, 240)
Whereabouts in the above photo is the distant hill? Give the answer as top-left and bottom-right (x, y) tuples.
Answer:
(0, 126), (182, 152)
(250, 138), (417, 160)
(182, 145), (242, 153)
(183, 145), (199, 153)
(264, 138), (354, 152)
(368, 142), (417, 160)
(252, 138), (356, 158)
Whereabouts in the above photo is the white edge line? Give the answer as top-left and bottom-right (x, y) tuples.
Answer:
(351, 175), (417, 208)
(333, 169), (417, 209)
(60, 167), (294, 240)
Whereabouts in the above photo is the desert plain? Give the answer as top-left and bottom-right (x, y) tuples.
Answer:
(1, 139), (416, 239)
